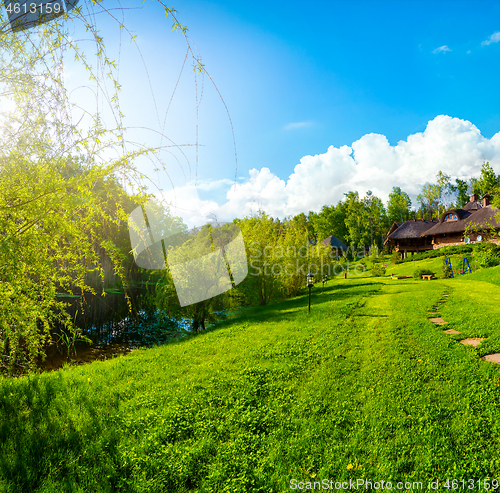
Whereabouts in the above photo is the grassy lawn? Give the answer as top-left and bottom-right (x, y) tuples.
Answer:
(2, 265), (500, 491)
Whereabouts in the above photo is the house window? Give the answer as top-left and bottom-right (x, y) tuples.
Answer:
(444, 213), (458, 222)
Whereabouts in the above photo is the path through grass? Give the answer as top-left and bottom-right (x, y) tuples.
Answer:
(2, 273), (500, 491)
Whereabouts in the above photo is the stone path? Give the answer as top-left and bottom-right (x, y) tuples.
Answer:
(460, 338), (484, 347)
(482, 354), (500, 364)
(427, 290), (500, 364)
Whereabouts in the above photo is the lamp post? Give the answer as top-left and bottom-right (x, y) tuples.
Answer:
(307, 272), (314, 313)
(322, 274), (328, 291)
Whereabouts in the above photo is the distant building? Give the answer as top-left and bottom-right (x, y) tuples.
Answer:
(422, 194), (500, 248)
(384, 194), (500, 256)
(384, 220), (437, 257)
(320, 235), (347, 256)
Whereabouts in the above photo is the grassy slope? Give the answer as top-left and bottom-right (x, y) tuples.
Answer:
(2, 267), (500, 491)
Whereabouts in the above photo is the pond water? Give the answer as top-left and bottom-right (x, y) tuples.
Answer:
(42, 291), (248, 372)
(42, 290), (188, 371)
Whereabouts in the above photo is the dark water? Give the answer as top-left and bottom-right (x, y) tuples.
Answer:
(55, 290), (183, 347)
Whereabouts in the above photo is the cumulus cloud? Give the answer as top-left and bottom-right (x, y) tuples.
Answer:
(482, 31), (500, 46)
(283, 121), (313, 130)
(161, 116), (500, 224)
(433, 45), (451, 54)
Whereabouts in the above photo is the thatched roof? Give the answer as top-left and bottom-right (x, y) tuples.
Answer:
(463, 205), (500, 230)
(321, 235), (347, 250)
(422, 205), (500, 236)
(463, 199), (483, 212)
(385, 221), (402, 240)
(386, 220), (437, 240)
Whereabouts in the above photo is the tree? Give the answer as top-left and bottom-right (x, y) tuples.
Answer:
(308, 202), (349, 245)
(153, 222), (233, 331)
(0, 4), (200, 372)
(364, 191), (388, 248)
(455, 178), (470, 208)
(417, 183), (441, 220)
(472, 162), (500, 202)
(344, 191), (369, 251)
(387, 187), (412, 224)
(436, 171), (456, 213)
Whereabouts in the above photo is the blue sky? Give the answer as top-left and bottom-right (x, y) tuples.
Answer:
(61, 0), (500, 224)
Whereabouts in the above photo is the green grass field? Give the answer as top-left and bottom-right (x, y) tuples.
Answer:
(2, 263), (500, 491)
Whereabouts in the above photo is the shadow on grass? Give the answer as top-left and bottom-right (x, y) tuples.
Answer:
(0, 372), (122, 491)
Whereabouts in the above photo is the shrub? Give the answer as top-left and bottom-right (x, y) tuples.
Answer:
(396, 244), (475, 264)
(413, 268), (434, 280)
(442, 258), (453, 279)
(371, 264), (386, 277)
(474, 247), (500, 268)
(391, 250), (401, 263)
(369, 244), (381, 264)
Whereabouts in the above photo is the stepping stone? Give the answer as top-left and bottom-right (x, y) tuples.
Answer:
(443, 329), (461, 334)
(429, 317), (447, 325)
(482, 354), (500, 364)
(460, 338), (484, 347)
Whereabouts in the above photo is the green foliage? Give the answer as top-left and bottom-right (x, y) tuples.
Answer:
(0, 3), (203, 373)
(396, 244), (475, 264)
(6, 275), (500, 488)
(343, 190), (388, 250)
(417, 183), (441, 220)
(474, 242), (500, 268)
(369, 243), (381, 263)
(436, 171), (456, 213)
(442, 258), (453, 279)
(371, 264), (386, 277)
(308, 202), (349, 246)
(472, 162), (500, 201)
(0, 150), (145, 372)
(387, 186), (412, 224)
(413, 268), (434, 280)
(390, 250), (401, 263)
(455, 178), (470, 208)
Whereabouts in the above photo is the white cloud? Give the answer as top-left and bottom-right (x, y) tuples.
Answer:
(195, 178), (235, 192)
(161, 116), (500, 224)
(283, 121), (313, 130)
(482, 31), (500, 46)
(433, 45), (451, 54)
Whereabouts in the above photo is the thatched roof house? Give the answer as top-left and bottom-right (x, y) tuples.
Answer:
(422, 194), (500, 247)
(384, 219), (437, 256)
(384, 194), (500, 254)
(320, 235), (347, 254)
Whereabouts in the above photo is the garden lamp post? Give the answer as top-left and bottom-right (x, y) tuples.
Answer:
(307, 272), (314, 313)
(322, 274), (328, 291)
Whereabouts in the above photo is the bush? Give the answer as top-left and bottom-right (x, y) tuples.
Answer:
(442, 258), (453, 279)
(369, 244), (381, 264)
(474, 246), (500, 268)
(396, 244), (475, 264)
(413, 268), (434, 280)
(390, 250), (401, 263)
(371, 264), (386, 277)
